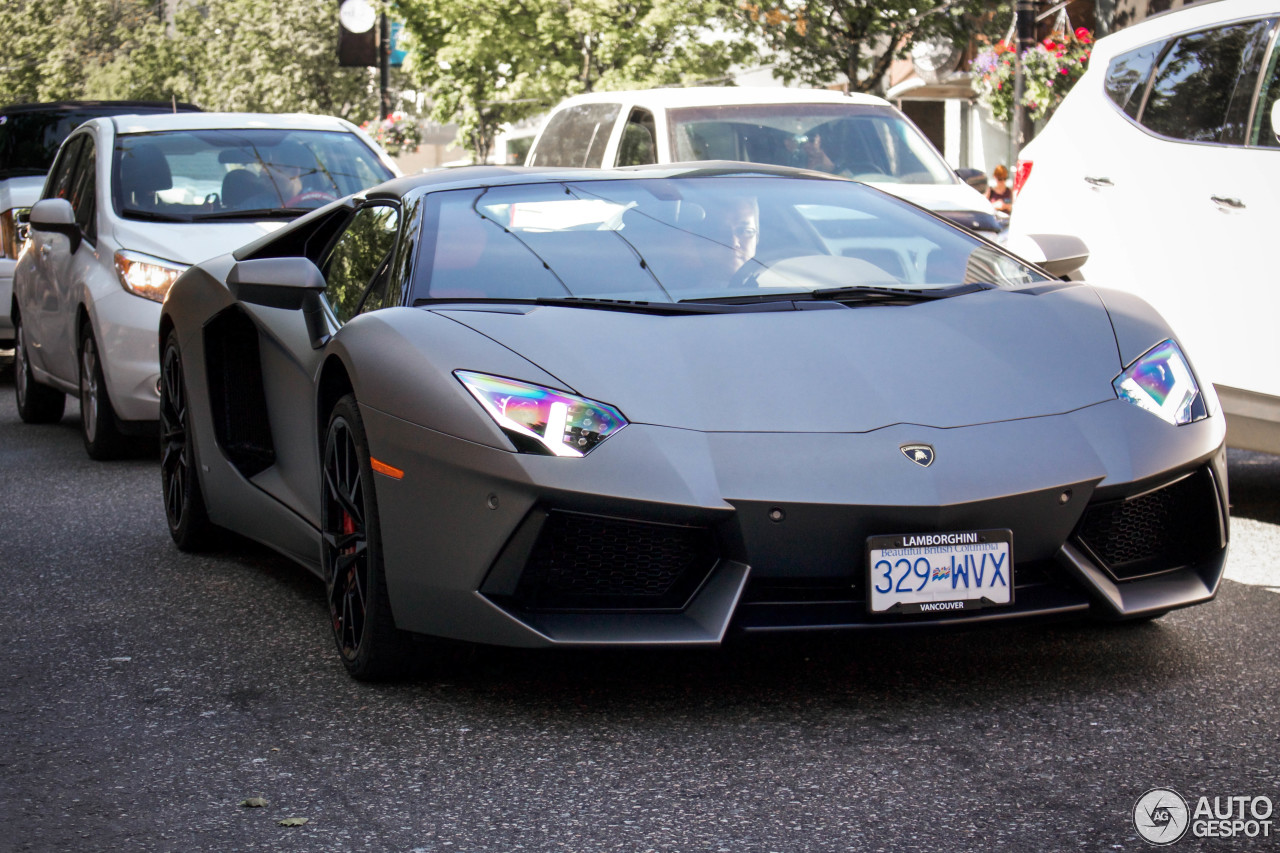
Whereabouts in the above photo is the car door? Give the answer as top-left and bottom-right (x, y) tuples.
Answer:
(24, 134), (85, 382)
(246, 200), (405, 527)
(1119, 17), (1279, 398)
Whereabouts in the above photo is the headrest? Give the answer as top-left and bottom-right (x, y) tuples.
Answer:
(119, 143), (172, 195)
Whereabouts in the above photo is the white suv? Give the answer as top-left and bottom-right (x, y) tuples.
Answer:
(526, 87), (1002, 236)
(1008, 0), (1280, 453)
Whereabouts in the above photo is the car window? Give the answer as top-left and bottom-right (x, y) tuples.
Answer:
(68, 136), (97, 245)
(616, 109), (657, 167)
(667, 103), (957, 185)
(1105, 43), (1162, 118)
(44, 134), (85, 202)
(1251, 26), (1280, 147)
(112, 128), (394, 221)
(528, 103), (620, 168)
(1141, 21), (1271, 143)
(322, 203), (400, 323)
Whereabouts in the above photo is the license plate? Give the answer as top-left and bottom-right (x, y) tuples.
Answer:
(866, 529), (1013, 614)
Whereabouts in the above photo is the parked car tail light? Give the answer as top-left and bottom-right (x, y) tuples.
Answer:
(114, 250), (188, 303)
(0, 207), (30, 259)
(1014, 160), (1033, 197)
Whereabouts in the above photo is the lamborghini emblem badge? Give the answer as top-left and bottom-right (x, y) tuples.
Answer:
(901, 444), (935, 468)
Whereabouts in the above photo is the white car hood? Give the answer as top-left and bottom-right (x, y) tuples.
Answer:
(867, 181), (995, 216)
(111, 219), (290, 267)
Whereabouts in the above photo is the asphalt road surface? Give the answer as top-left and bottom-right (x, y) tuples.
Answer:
(1, 359), (1277, 852)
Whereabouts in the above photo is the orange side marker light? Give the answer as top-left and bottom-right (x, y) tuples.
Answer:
(370, 457), (405, 480)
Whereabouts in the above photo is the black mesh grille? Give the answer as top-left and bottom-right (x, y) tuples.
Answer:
(516, 512), (718, 610)
(1074, 468), (1220, 581)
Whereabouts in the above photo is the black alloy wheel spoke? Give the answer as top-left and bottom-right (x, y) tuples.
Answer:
(159, 344), (197, 530)
(323, 417), (369, 659)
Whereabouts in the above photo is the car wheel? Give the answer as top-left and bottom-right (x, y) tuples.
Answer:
(322, 394), (411, 680)
(160, 331), (214, 550)
(78, 324), (127, 460)
(13, 314), (66, 424)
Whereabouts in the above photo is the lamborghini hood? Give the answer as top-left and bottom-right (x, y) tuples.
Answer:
(436, 285), (1125, 433)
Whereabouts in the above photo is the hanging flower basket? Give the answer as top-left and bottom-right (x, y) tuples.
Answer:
(361, 111), (424, 157)
(971, 27), (1092, 124)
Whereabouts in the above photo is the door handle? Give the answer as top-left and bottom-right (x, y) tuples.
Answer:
(1084, 176), (1114, 187)
(1210, 195), (1245, 210)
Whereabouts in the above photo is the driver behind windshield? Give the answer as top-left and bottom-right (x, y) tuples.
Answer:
(700, 195), (760, 282)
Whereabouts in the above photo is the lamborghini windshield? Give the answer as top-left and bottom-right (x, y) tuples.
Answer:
(412, 176), (1050, 305)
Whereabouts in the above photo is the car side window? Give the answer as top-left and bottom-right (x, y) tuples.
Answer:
(1104, 43), (1161, 119)
(616, 109), (657, 166)
(1251, 24), (1280, 147)
(321, 203), (400, 324)
(68, 137), (97, 246)
(528, 103), (620, 167)
(1141, 21), (1271, 143)
(44, 135), (85, 202)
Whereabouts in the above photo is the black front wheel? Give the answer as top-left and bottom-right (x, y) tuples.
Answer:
(14, 314), (66, 424)
(78, 324), (126, 460)
(159, 331), (214, 550)
(322, 394), (411, 680)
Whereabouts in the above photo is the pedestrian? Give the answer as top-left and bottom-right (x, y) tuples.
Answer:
(987, 164), (1013, 214)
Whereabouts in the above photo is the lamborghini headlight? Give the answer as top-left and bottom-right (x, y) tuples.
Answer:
(456, 371), (627, 457)
(114, 250), (188, 303)
(1113, 339), (1208, 426)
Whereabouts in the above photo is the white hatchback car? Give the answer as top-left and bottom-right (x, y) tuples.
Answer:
(12, 112), (398, 458)
(525, 87), (1002, 236)
(1008, 0), (1280, 453)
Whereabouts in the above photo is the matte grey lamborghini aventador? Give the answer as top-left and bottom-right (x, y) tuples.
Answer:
(158, 163), (1228, 679)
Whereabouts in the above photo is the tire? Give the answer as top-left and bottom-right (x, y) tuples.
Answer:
(14, 314), (66, 424)
(322, 394), (412, 680)
(78, 324), (127, 460)
(159, 331), (215, 551)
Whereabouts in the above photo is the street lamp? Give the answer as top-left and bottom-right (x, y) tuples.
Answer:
(1011, 0), (1039, 159)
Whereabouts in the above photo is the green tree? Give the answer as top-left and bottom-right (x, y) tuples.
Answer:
(0, 0), (166, 102)
(392, 0), (753, 163)
(173, 0), (376, 120)
(735, 0), (1010, 94)
(0, 0), (376, 123)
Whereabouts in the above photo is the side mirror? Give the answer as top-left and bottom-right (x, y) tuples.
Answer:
(1003, 233), (1090, 278)
(28, 198), (81, 254)
(956, 167), (988, 194)
(228, 257), (326, 309)
(1271, 101), (1279, 142)
(228, 256), (330, 348)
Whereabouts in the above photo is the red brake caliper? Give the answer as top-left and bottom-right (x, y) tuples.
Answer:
(334, 511), (357, 632)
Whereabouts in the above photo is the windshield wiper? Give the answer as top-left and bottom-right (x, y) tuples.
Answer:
(189, 208), (310, 221)
(122, 210), (193, 223)
(412, 295), (788, 315)
(807, 282), (997, 302)
(682, 281), (997, 307)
